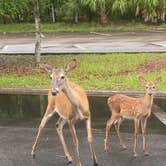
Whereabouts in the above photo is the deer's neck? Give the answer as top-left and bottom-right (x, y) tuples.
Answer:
(62, 80), (80, 107)
(144, 93), (153, 112)
(62, 80), (86, 119)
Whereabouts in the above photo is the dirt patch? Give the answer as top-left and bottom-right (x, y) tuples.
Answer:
(0, 56), (42, 76)
(135, 58), (166, 73)
(0, 56), (66, 76)
(120, 58), (166, 76)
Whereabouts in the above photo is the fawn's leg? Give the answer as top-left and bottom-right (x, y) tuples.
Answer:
(114, 118), (127, 149)
(134, 118), (140, 157)
(141, 117), (149, 156)
(105, 115), (118, 152)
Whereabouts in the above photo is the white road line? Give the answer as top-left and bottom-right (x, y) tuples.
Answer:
(90, 32), (112, 37)
(150, 42), (166, 47)
(73, 44), (86, 50)
(2, 45), (8, 50)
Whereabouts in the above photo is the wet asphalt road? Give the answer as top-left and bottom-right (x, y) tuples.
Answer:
(0, 126), (165, 166)
(0, 31), (166, 54)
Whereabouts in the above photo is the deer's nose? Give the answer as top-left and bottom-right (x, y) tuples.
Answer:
(51, 92), (57, 96)
(51, 88), (59, 96)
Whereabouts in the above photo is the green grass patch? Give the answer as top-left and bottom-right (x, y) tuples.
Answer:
(0, 53), (166, 90)
(0, 22), (166, 34)
(0, 75), (49, 88)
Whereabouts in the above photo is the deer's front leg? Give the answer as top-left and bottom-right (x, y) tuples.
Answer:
(141, 117), (149, 156)
(56, 118), (73, 164)
(134, 118), (140, 157)
(31, 107), (54, 158)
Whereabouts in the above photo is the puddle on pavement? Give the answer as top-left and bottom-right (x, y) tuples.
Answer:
(0, 94), (165, 134)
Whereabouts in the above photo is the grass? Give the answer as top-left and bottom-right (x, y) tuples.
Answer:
(0, 53), (166, 90)
(0, 22), (166, 34)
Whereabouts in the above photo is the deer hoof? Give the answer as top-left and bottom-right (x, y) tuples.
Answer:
(121, 144), (127, 150)
(66, 156), (72, 164)
(134, 153), (138, 158)
(67, 160), (72, 165)
(104, 148), (109, 153)
(31, 153), (36, 159)
(104, 144), (109, 152)
(94, 161), (98, 166)
(144, 152), (149, 156)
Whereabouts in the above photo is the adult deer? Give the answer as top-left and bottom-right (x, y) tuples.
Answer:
(31, 59), (98, 166)
(104, 76), (161, 157)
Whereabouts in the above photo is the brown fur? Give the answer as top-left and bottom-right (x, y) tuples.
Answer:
(31, 60), (98, 166)
(105, 77), (161, 157)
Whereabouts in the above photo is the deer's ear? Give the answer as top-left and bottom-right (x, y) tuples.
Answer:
(39, 63), (53, 73)
(139, 76), (147, 85)
(154, 76), (161, 85)
(65, 59), (77, 73)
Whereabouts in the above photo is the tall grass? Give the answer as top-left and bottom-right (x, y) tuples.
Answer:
(0, 22), (166, 34)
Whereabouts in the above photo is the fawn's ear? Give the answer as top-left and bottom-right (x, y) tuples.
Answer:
(139, 76), (147, 85)
(65, 59), (77, 73)
(39, 63), (53, 73)
(154, 76), (161, 85)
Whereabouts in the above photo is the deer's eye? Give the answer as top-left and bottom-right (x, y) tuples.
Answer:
(146, 87), (148, 89)
(152, 86), (155, 89)
(61, 76), (65, 79)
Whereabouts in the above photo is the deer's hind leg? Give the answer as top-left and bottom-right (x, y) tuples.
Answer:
(114, 117), (127, 150)
(68, 120), (82, 166)
(141, 117), (149, 156)
(105, 114), (120, 152)
(86, 115), (98, 166)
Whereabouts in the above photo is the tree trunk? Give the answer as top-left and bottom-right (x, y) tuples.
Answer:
(100, 7), (108, 24)
(161, 11), (166, 22)
(34, 0), (41, 64)
(74, 12), (79, 24)
(51, 3), (55, 23)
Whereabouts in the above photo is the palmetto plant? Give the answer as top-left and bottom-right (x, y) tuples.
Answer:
(112, 0), (128, 15)
(135, 0), (166, 23)
(157, 0), (166, 22)
(80, 0), (113, 24)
